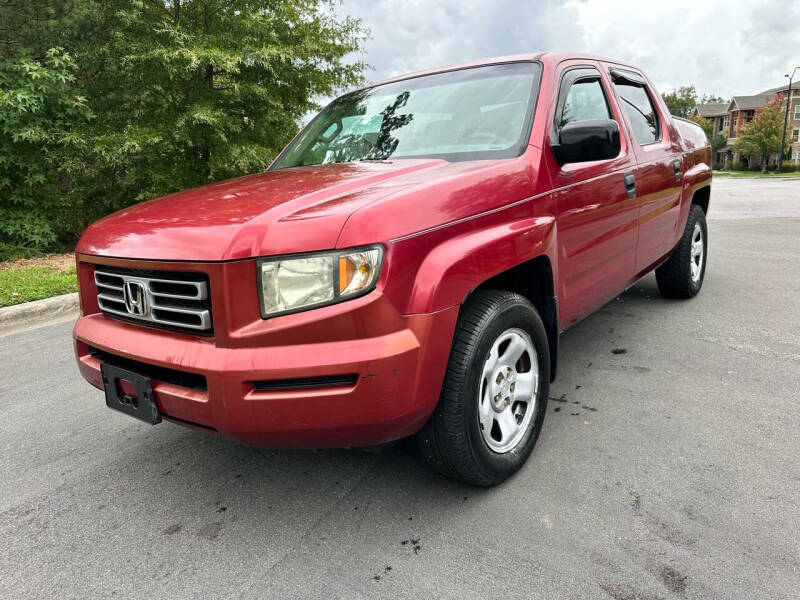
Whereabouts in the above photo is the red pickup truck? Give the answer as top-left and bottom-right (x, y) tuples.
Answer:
(73, 52), (711, 486)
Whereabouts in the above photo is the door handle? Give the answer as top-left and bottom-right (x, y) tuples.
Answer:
(672, 159), (681, 182)
(623, 172), (636, 199)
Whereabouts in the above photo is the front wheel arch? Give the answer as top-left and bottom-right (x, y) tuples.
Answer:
(464, 255), (559, 382)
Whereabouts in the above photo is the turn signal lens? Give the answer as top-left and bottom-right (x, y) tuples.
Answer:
(339, 256), (355, 292)
(338, 248), (381, 296)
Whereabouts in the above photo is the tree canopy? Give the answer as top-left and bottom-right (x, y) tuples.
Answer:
(0, 0), (367, 257)
(662, 86), (698, 118)
(662, 85), (725, 118)
(734, 97), (790, 172)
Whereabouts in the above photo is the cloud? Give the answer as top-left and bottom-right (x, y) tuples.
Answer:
(571, 0), (799, 97)
(335, 0), (585, 83)
(740, 0), (800, 86)
(333, 0), (800, 100)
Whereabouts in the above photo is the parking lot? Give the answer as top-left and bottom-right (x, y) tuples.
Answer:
(1, 177), (798, 599)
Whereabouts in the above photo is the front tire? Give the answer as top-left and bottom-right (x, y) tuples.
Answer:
(655, 204), (708, 298)
(416, 291), (550, 486)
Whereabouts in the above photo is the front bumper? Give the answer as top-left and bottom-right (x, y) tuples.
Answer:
(73, 291), (458, 448)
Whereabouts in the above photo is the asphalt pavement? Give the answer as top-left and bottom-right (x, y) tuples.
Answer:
(1, 177), (799, 599)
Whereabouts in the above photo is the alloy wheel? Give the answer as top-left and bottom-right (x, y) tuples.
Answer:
(477, 328), (538, 453)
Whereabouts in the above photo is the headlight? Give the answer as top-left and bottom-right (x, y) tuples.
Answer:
(257, 246), (383, 318)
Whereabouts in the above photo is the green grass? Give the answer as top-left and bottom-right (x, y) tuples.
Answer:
(0, 265), (77, 308)
(713, 170), (800, 178)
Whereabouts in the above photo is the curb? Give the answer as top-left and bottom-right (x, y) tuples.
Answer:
(712, 173), (800, 180)
(0, 293), (79, 335)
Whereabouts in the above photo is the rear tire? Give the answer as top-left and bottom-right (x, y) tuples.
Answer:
(655, 204), (707, 298)
(416, 290), (550, 486)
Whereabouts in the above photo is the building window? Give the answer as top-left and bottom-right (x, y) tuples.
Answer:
(794, 104), (800, 119)
(793, 129), (800, 142)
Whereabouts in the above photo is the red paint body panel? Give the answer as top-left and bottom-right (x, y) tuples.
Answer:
(76, 160), (447, 261)
(73, 52), (711, 447)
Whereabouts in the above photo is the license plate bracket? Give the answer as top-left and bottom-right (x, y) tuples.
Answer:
(101, 363), (161, 425)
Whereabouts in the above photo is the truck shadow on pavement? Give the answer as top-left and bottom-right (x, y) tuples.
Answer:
(104, 274), (668, 513)
(5, 270), (733, 598)
(54, 272), (700, 596)
(111, 274), (670, 496)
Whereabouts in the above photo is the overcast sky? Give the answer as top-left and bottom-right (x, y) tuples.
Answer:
(333, 0), (800, 100)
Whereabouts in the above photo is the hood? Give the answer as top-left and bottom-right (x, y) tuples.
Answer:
(76, 160), (448, 261)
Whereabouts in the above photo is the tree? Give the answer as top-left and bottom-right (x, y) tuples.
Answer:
(0, 0), (74, 59)
(709, 132), (728, 160)
(0, 1), (367, 253)
(734, 97), (790, 173)
(662, 85), (697, 118)
(689, 115), (713, 138)
(61, 0), (367, 229)
(662, 87), (726, 119)
(699, 93), (725, 104)
(0, 48), (91, 253)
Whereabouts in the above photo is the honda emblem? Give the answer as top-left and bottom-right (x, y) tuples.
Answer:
(123, 280), (149, 317)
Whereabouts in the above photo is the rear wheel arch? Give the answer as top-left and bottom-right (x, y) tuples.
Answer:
(464, 255), (559, 382)
(691, 185), (711, 214)
(656, 203), (707, 298)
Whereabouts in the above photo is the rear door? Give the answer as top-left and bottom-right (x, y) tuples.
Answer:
(605, 66), (684, 274)
(545, 61), (639, 328)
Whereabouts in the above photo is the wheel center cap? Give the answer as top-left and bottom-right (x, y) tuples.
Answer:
(491, 367), (515, 411)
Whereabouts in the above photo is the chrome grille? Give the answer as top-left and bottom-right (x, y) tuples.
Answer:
(94, 267), (212, 333)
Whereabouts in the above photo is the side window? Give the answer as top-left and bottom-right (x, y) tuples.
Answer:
(557, 77), (611, 130)
(614, 81), (660, 144)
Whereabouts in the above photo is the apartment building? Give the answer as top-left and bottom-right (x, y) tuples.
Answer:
(692, 81), (800, 168)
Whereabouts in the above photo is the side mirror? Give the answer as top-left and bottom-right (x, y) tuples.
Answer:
(552, 119), (621, 165)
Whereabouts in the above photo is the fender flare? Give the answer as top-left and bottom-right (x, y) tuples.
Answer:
(678, 164), (712, 231)
(405, 215), (558, 315)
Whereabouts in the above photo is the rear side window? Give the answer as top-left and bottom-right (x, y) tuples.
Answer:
(557, 78), (611, 130)
(614, 81), (660, 144)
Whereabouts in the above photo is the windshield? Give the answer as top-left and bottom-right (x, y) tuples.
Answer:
(271, 62), (541, 169)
